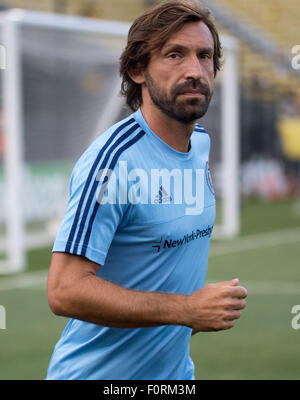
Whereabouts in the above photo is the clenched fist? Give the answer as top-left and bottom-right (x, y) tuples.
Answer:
(185, 278), (247, 333)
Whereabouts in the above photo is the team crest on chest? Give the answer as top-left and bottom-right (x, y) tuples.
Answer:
(205, 162), (215, 196)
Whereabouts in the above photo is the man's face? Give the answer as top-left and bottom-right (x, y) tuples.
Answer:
(142, 21), (215, 124)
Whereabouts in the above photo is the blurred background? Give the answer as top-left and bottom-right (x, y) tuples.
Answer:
(0, 0), (300, 380)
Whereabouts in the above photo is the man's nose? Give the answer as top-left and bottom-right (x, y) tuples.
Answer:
(184, 54), (204, 81)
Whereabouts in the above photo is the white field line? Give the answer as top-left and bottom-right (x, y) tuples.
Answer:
(0, 232), (54, 253)
(0, 227), (299, 294)
(0, 270), (47, 292)
(0, 271), (299, 295)
(210, 227), (300, 257)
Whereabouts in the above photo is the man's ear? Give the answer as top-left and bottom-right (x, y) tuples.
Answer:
(128, 67), (145, 85)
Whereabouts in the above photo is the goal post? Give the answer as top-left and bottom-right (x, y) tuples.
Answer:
(0, 9), (240, 274)
(1, 15), (25, 273)
(220, 35), (240, 239)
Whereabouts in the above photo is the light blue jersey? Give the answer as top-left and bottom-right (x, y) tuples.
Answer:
(46, 108), (216, 380)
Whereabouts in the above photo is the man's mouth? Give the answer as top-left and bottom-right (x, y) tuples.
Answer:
(179, 91), (205, 96)
(177, 90), (207, 99)
(175, 81), (210, 99)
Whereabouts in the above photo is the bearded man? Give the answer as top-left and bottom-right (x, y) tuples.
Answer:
(46, 0), (247, 380)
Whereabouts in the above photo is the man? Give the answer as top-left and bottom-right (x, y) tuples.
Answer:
(46, 0), (247, 380)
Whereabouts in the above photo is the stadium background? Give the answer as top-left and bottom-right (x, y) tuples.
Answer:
(0, 0), (300, 380)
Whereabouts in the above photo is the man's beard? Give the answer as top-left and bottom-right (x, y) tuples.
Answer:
(144, 70), (213, 124)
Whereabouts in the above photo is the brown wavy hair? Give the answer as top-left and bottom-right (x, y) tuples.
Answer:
(120, 0), (222, 111)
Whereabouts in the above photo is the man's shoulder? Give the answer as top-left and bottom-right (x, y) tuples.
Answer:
(90, 114), (139, 151)
(72, 113), (146, 178)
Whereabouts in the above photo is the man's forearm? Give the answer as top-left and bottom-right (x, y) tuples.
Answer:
(50, 272), (190, 328)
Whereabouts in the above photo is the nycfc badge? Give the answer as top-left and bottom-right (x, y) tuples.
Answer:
(205, 161), (215, 196)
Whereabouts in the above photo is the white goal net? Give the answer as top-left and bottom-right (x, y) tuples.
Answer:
(0, 9), (239, 273)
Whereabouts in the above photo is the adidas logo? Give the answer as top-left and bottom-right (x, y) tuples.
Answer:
(154, 185), (172, 204)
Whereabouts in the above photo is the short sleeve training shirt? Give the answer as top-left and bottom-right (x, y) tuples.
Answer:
(46, 108), (216, 380)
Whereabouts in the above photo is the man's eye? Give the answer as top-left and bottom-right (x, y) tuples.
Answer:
(168, 53), (181, 59)
(200, 53), (211, 59)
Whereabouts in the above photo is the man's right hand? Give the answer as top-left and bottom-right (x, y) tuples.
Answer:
(185, 279), (247, 332)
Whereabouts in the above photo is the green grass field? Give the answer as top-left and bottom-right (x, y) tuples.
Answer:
(0, 198), (300, 380)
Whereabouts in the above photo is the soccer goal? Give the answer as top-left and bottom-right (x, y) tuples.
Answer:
(0, 9), (240, 273)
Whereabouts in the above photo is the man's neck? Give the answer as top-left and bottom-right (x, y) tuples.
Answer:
(140, 104), (195, 153)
